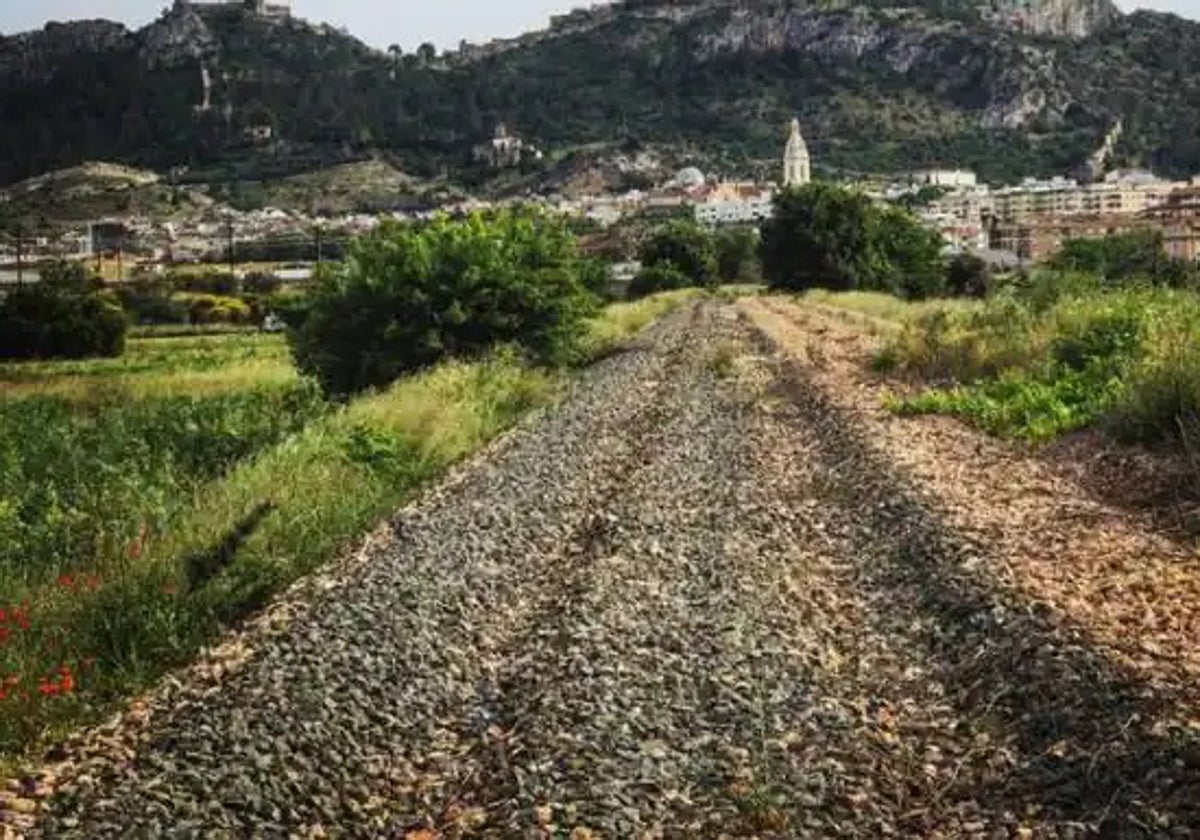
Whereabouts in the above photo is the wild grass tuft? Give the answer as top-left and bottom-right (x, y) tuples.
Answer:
(880, 283), (1200, 445)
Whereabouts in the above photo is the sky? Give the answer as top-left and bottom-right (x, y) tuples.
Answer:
(0, 0), (1198, 51)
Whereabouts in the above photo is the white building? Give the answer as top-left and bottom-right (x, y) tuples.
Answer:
(783, 118), (811, 188)
(916, 169), (978, 188)
(694, 182), (775, 226)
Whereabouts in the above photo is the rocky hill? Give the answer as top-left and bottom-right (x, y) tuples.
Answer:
(1, 0), (1199, 189)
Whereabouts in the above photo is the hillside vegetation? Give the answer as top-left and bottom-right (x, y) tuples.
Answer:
(3, 0), (1200, 186)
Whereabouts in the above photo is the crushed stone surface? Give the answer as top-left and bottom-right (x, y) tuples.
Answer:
(27, 300), (1200, 838)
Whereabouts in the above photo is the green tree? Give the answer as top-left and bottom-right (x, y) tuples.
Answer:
(760, 184), (876, 292)
(0, 261), (126, 360)
(945, 252), (990, 298)
(1047, 229), (1193, 286)
(871, 205), (947, 299)
(628, 264), (691, 299)
(638, 220), (717, 285)
(291, 209), (599, 396)
(714, 225), (760, 282)
(761, 183), (946, 298)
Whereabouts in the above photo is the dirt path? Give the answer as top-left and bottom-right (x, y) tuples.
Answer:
(19, 299), (1200, 838)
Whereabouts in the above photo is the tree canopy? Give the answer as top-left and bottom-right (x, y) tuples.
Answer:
(290, 208), (599, 396)
(760, 183), (947, 299)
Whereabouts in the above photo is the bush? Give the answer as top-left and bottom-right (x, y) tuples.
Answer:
(1047, 229), (1199, 288)
(638, 220), (718, 285)
(185, 294), (254, 325)
(628, 264), (692, 299)
(242, 272), (282, 295)
(291, 209), (600, 396)
(945, 253), (990, 298)
(715, 226), (760, 283)
(888, 286), (1200, 444)
(0, 262), (127, 361)
(173, 270), (240, 296)
(115, 280), (190, 325)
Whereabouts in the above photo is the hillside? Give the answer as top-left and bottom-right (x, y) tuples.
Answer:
(0, 162), (215, 225)
(1, 0), (1199, 188)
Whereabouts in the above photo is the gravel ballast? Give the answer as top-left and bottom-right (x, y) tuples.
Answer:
(29, 300), (1200, 838)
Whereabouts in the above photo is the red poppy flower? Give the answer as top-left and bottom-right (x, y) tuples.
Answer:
(0, 608), (7, 623)
(0, 627), (9, 644)
(85, 575), (102, 592)
(58, 673), (75, 693)
(37, 682), (58, 697)
(57, 574), (76, 589)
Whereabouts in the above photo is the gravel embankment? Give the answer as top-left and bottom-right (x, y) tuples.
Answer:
(31, 299), (1200, 838)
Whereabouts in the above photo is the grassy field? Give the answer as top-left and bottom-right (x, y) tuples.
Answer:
(808, 283), (1200, 445)
(0, 289), (699, 757)
(0, 333), (297, 400)
(803, 289), (980, 327)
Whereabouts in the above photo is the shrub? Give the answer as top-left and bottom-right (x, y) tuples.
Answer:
(173, 270), (240, 296)
(115, 280), (190, 325)
(628, 264), (692, 299)
(715, 226), (760, 283)
(945, 253), (990, 298)
(242, 272), (282, 295)
(638, 220), (718, 285)
(186, 294), (254, 325)
(1047, 230), (1200, 289)
(889, 286), (1200, 444)
(0, 262), (127, 361)
(291, 209), (600, 396)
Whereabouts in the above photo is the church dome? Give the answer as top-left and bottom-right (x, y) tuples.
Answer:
(671, 167), (706, 188)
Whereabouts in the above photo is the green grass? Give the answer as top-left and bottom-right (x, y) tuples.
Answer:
(0, 289), (697, 758)
(877, 281), (1200, 443)
(579, 288), (703, 360)
(0, 333), (296, 400)
(803, 289), (979, 326)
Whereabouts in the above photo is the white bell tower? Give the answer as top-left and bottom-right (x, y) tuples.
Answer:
(783, 118), (811, 188)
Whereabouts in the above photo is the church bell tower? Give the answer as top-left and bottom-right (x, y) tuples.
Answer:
(783, 118), (811, 188)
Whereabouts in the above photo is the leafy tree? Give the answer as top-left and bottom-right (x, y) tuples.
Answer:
(0, 261), (126, 360)
(415, 42), (438, 67)
(761, 183), (946, 298)
(628, 264), (691, 299)
(945, 252), (991, 298)
(638, 220), (717, 285)
(871, 205), (948, 299)
(894, 184), (950, 210)
(761, 184), (876, 292)
(291, 209), (599, 396)
(714, 226), (760, 282)
(1047, 229), (1198, 288)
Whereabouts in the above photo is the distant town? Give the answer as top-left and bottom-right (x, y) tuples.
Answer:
(2, 116), (1198, 284)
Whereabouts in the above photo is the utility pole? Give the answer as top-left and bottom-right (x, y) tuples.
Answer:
(15, 228), (23, 287)
(225, 215), (236, 281)
(314, 224), (324, 265)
